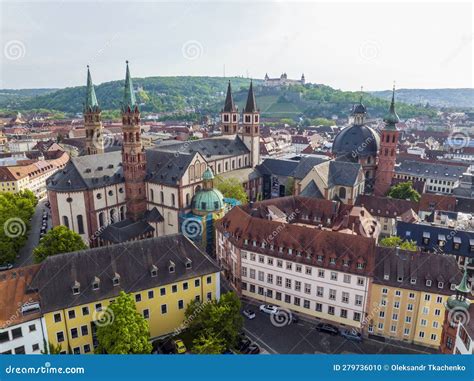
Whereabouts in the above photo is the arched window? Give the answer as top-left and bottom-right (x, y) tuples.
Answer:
(365, 171), (370, 179)
(195, 161), (201, 178)
(62, 216), (69, 228)
(195, 185), (201, 193)
(120, 206), (125, 220)
(99, 212), (105, 228)
(217, 164), (221, 173)
(238, 158), (242, 167)
(150, 189), (154, 202)
(77, 215), (84, 234)
(225, 162), (228, 171)
(339, 187), (346, 199)
(160, 191), (164, 203)
(232, 160), (235, 169)
(186, 193), (190, 206)
(110, 209), (116, 224)
(245, 157), (248, 166)
(201, 163), (206, 176)
(189, 165), (195, 182)
(367, 156), (371, 164)
(171, 194), (176, 206)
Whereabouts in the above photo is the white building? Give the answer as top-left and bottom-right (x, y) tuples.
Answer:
(0, 265), (48, 354)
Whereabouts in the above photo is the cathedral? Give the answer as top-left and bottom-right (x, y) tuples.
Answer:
(331, 87), (400, 196)
(47, 62), (261, 247)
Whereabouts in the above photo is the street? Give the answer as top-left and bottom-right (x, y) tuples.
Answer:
(241, 298), (435, 355)
(15, 199), (49, 267)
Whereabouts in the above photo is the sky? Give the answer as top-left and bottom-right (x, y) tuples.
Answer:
(0, 0), (473, 91)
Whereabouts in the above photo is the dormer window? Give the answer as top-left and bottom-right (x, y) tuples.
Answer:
(317, 255), (323, 262)
(150, 265), (158, 277)
(112, 273), (120, 286)
(422, 232), (430, 245)
(384, 274), (390, 280)
(397, 276), (403, 283)
(279, 246), (283, 253)
(269, 244), (274, 251)
(410, 278), (416, 285)
(252, 240), (257, 247)
(169, 261), (175, 273)
(357, 262), (365, 270)
(450, 283), (456, 291)
(343, 260), (349, 267)
(72, 281), (80, 295)
(288, 248), (293, 255)
(92, 277), (100, 291)
(438, 234), (446, 247)
(438, 282), (444, 289)
(185, 258), (192, 269)
(244, 239), (248, 245)
(426, 279), (432, 287)
(329, 257), (336, 265)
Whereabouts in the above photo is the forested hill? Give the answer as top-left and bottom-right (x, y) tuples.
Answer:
(0, 77), (436, 120)
(370, 88), (474, 109)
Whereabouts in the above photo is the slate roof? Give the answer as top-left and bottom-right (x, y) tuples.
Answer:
(327, 160), (362, 187)
(292, 156), (329, 179)
(244, 81), (257, 113)
(154, 136), (249, 160)
(47, 151), (123, 191)
(373, 247), (462, 295)
(355, 195), (420, 216)
(396, 220), (474, 258)
(256, 158), (299, 177)
(145, 150), (195, 186)
(332, 124), (380, 158)
(223, 81), (237, 112)
(30, 234), (220, 313)
(395, 159), (467, 181)
(300, 180), (324, 199)
(99, 219), (155, 244)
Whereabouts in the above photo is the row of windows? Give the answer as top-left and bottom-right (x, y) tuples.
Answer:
(381, 289), (444, 303)
(378, 309), (441, 321)
(242, 259), (365, 286)
(242, 283), (362, 321)
(55, 276), (213, 322)
(0, 323), (37, 343)
(370, 323), (439, 342)
(243, 250), (366, 271)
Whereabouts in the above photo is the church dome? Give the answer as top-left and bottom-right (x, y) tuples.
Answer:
(192, 188), (225, 214)
(332, 124), (380, 158)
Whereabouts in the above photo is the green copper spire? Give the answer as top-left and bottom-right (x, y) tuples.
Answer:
(122, 60), (137, 112)
(456, 268), (471, 294)
(84, 65), (99, 112)
(383, 84), (400, 129)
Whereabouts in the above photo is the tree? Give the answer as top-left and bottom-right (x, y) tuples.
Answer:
(33, 225), (87, 263)
(42, 341), (63, 354)
(192, 333), (226, 354)
(379, 236), (417, 251)
(388, 181), (421, 202)
(0, 191), (36, 264)
(96, 291), (152, 354)
(215, 177), (248, 204)
(185, 291), (243, 352)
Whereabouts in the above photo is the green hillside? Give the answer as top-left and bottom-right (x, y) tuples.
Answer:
(0, 77), (437, 120)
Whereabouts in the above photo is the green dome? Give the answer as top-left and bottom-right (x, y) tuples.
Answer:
(446, 295), (470, 311)
(202, 168), (214, 181)
(192, 188), (225, 214)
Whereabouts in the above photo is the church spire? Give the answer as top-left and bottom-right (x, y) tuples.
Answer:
(223, 81), (236, 112)
(122, 60), (137, 112)
(383, 83), (400, 129)
(244, 80), (257, 113)
(84, 65), (99, 112)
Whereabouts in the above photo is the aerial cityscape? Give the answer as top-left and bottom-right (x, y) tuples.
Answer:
(0, 1), (472, 380)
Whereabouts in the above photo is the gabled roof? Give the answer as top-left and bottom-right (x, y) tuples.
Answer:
(292, 156), (329, 179)
(256, 158), (299, 177)
(99, 219), (155, 244)
(328, 160), (362, 187)
(30, 235), (219, 313)
(300, 180), (324, 199)
(84, 66), (99, 112)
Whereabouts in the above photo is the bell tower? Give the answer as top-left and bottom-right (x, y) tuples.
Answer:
(121, 61), (147, 221)
(239, 81), (260, 167)
(374, 85), (400, 197)
(84, 66), (104, 155)
(220, 81), (239, 135)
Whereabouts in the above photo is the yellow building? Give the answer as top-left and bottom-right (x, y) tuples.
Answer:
(369, 248), (462, 348)
(30, 234), (220, 354)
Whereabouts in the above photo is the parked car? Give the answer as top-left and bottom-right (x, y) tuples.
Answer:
(0, 263), (13, 271)
(243, 343), (260, 354)
(291, 313), (299, 324)
(236, 335), (251, 351)
(242, 309), (256, 320)
(259, 304), (279, 314)
(174, 339), (187, 354)
(341, 329), (362, 342)
(315, 323), (339, 335)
